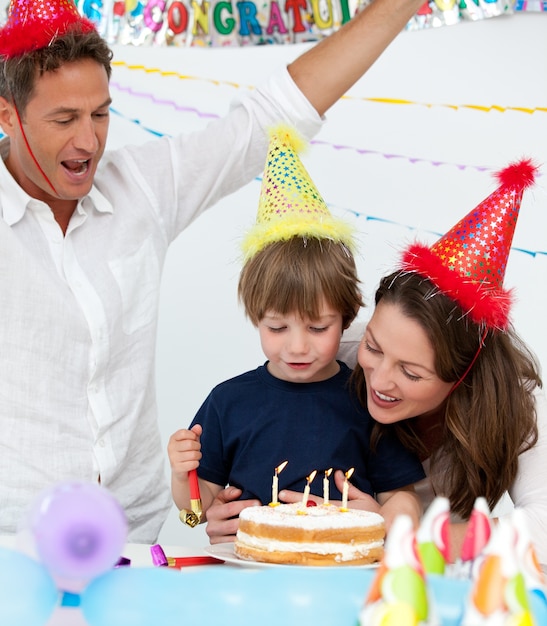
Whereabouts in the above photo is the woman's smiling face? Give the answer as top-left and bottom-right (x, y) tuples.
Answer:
(358, 300), (453, 424)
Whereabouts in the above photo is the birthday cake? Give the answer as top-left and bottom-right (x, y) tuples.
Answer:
(234, 502), (385, 566)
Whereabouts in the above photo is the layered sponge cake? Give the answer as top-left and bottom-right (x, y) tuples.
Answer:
(235, 502), (385, 566)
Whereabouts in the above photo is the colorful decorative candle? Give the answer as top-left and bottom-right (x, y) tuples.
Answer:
(361, 515), (429, 625)
(270, 460), (288, 506)
(416, 496), (451, 575)
(463, 518), (533, 624)
(461, 497), (492, 566)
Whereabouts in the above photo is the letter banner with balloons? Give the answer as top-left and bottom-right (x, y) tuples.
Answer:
(0, 0), (545, 47)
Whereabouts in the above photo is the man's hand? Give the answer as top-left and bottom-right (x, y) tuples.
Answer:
(205, 486), (261, 544)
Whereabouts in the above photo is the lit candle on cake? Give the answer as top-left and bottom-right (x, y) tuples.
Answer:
(341, 467), (354, 511)
(301, 470), (317, 507)
(323, 468), (333, 505)
(270, 460), (288, 506)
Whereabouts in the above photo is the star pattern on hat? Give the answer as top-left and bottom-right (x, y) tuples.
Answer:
(9, 0), (81, 27)
(261, 143), (329, 222)
(431, 187), (520, 290)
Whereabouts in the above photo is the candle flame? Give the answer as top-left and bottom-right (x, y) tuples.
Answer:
(345, 467), (355, 480)
(306, 470), (317, 484)
(325, 468), (333, 478)
(275, 460), (288, 475)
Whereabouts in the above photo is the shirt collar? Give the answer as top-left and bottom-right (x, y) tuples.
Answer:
(0, 140), (31, 226)
(84, 185), (113, 215)
(0, 137), (113, 224)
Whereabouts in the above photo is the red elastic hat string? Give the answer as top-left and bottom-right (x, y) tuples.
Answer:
(449, 327), (489, 395)
(14, 105), (58, 195)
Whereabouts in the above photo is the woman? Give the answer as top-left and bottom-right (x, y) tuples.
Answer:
(351, 269), (546, 563)
(343, 157), (547, 565)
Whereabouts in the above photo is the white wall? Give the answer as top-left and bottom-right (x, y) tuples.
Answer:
(107, 12), (547, 547)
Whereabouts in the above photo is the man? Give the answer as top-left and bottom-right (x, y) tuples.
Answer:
(0, 0), (424, 542)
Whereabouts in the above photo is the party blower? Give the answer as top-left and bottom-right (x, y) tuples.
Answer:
(179, 469), (202, 527)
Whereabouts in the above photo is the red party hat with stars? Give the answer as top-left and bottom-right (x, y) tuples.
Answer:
(0, 0), (96, 59)
(401, 159), (538, 330)
(241, 124), (355, 261)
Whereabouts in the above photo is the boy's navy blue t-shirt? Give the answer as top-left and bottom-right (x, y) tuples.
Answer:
(190, 361), (425, 504)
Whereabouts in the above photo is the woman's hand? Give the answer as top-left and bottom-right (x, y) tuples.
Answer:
(334, 469), (423, 533)
(277, 488), (323, 506)
(205, 486), (261, 544)
(278, 470), (380, 511)
(333, 469), (381, 512)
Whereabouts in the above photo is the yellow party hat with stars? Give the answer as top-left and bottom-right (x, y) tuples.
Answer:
(241, 125), (355, 261)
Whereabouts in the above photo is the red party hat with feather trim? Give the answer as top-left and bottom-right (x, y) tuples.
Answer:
(401, 158), (538, 330)
(0, 0), (96, 59)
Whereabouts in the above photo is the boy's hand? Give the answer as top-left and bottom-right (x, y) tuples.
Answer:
(167, 424), (203, 481)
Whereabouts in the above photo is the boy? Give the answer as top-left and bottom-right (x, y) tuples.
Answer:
(168, 127), (425, 521)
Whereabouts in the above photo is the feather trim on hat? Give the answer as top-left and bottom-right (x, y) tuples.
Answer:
(242, 214), (356, 262)
(268, 123), (308, 154)
(496, 157), (537, 190)
(401, 243), (514, 330)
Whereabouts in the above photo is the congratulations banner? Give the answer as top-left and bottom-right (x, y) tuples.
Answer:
(75, 0), (521, 47)
(0, 0), (541, 47)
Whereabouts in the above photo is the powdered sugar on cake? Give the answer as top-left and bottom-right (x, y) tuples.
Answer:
(240, 502), (383, 528)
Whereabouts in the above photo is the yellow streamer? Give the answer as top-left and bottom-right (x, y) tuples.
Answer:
(111, 61), (544, 114)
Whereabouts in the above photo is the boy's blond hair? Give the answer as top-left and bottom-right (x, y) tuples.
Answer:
(238, 236), (362, 330)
